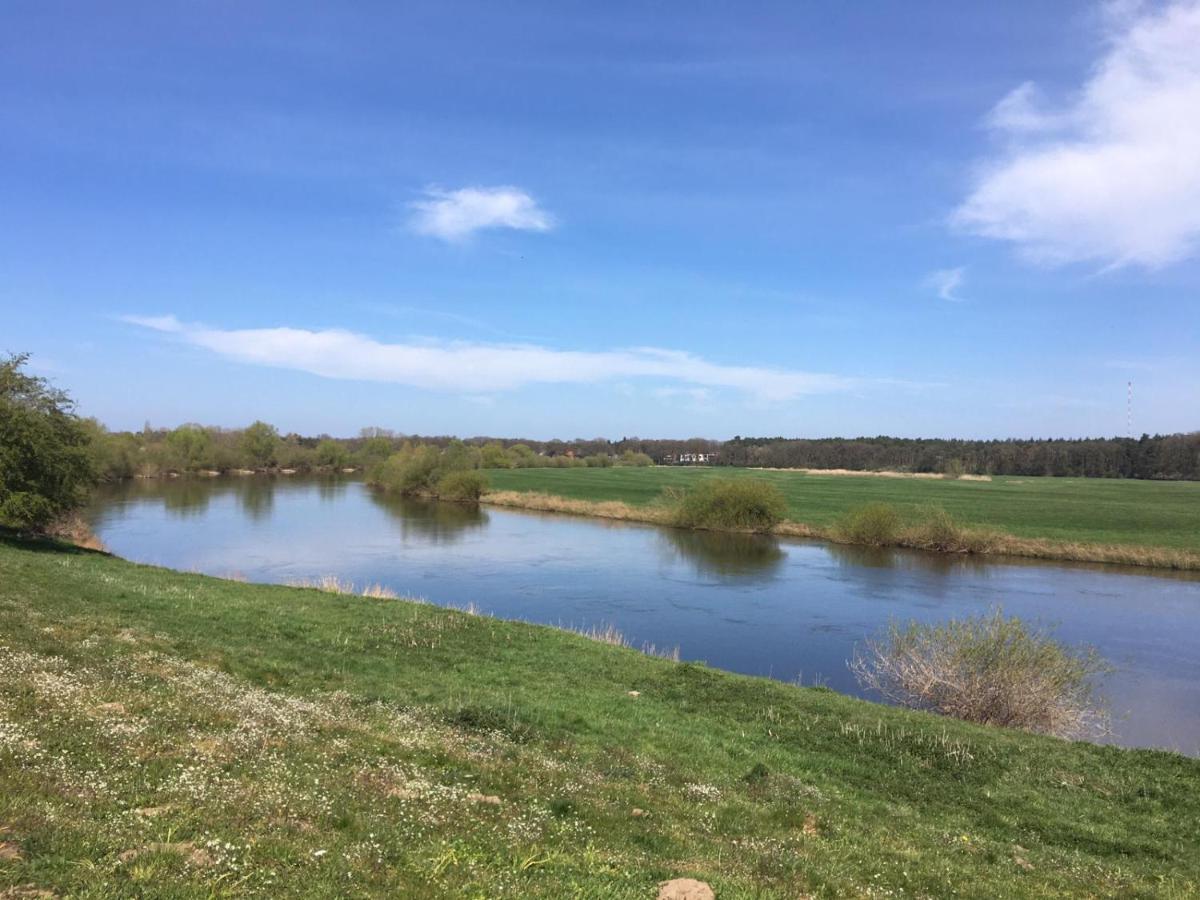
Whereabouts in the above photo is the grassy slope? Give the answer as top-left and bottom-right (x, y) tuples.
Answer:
(1, 536), (1198, 898)
(485, 468), (1200, 552)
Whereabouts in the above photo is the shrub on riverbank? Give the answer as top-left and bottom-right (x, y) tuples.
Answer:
(851, 610), (1110, 738)
(834, 502), (902, 545)
(369, 444), (446, 493)
(368, 442), (490, 500)
(435, 469), (489, 501)
(904, 506), (998, 553)
(670, 477), (787, 532)
(830, 503), (998, 554)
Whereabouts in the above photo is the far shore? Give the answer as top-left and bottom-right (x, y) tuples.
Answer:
(479, 489), (1200, 573)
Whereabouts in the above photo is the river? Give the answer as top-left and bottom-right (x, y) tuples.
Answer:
(86, 475), (1200, 753)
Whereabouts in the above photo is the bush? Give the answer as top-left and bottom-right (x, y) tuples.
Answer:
(671, 478), (787, 532)
(584, 454), (612, 467)
(835, 503), (902, 546)
(0, 354), (96, 529)
(315, 439), (349, 469)
(851, 610), (1109, 738)
(480, 442), (513, 469)
(370, 444), (442, 494)
(435, 470), (489, 501)
(906, 506), (996, 553)
(618, 451), (653, 467)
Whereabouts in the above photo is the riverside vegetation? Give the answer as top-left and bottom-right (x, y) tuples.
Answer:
(3, 531), (1199, 898)
(483, 466), (1200, 570)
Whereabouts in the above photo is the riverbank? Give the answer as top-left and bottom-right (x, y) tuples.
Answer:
(483, 468), (1200, 571)
(1, 531), (1197, 897)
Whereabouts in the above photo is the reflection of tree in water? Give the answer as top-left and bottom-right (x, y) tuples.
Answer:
(367, 492), (487, 544)
(661, 528), (785, 580)
(237, 478), (275, 521)
(159, 479), (213, 517)
(826, 542), (992, 577)
(317, 477), (349, 503)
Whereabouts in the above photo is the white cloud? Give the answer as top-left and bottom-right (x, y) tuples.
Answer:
(122, 315), (859, 402)
(653, 386), (712, 404)
(923, 267), (966, 301)
(953, 0), (1200, 268)
(410, 186), (554, 241)
(120, 314), (184, 332)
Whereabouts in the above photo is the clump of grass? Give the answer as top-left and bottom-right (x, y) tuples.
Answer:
(833, 503), (903, 546)
(434, 470), (489, 502)
(289, 575), (399, 599)
(669, 478), (787, 532)
(576, 623), (630, 647)
(569, 623), (680, 661)
(851, 609), (1110, 739)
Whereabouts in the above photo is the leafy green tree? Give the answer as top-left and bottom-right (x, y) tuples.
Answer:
(314, 439), (349, 468)
(239, 421), (279, 468)
(0, 354), (95, 529)
(480, 441), (513, 469)
(508, 443), (537, 467)
(357, 435), (394, 469)
(80, 418), (139, 480)
(165, 424), (213, 471)
(440, 439), (479, 472)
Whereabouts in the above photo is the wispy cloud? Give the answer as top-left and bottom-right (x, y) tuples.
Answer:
(953, 0), (1200, 268)
(923, 267), (966, 301)
(410, 186), (554, 242)
(653, 386), (712, 405)
(121, 315), (862, 402)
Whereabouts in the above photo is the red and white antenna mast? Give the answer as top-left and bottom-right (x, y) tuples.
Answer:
(1127, 380), (1133, 438)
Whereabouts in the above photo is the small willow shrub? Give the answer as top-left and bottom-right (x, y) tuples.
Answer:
(671, 478), (788, 532)
(435, 470), (489, 501)
(835, 503), (903, 546)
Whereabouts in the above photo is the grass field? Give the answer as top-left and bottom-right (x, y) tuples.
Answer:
(485, 467), (1200, 553)
(2, 532), (1199, 897)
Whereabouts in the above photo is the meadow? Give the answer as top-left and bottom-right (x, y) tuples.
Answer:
(2, 532), (1199, 897)
(485, 467), (1200, 554)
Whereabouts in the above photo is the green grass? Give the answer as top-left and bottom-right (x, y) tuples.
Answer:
(486, 467), (1200, 552)
(1, 535), (1198, 897)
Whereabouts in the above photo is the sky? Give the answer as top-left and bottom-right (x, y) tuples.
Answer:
(2, 0), (1198, 439)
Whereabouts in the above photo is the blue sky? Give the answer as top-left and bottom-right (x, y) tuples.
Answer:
(3, 0), (1198, 439)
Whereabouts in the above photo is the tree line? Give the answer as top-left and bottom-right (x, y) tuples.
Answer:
(713, 434), (1200, 480)
(5, 352), (1199, 534)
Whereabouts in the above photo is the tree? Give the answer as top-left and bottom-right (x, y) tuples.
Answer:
(165, 424), (212, 471)
(480, 441), (513, 469)
(239, 421), (279, 468)
(314, 439), (349, 469)
(0, 354), (95, 529)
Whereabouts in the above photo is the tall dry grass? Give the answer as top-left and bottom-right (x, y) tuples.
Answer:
(288, 576), (400, 599)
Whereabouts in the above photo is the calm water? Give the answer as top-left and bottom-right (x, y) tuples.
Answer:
(87, 476), (1200, 753)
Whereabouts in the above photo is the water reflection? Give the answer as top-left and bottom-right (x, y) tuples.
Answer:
(659, 529), (785, 580)
(238, 478), (275, 521)
(367, 491), (488, 544)
(159, 479), (214, 517)
(317, 478), (348, 503)
(826, 542), (994, 577)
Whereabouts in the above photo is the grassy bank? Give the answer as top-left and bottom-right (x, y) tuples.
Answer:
(483, 468), (1200, 570)
(2, 534), (1198, 897)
